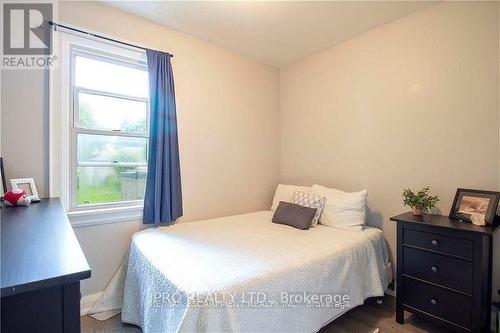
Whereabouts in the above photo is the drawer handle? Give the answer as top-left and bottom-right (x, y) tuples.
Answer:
(431, 239), (439, 246)
(431, 266), (439, 273)
(430, 298), (438, 305)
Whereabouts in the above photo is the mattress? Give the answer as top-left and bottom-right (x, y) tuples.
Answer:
(121, 211), (390, 333)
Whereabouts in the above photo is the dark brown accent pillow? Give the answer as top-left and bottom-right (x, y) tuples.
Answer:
(272, 201), (317, 230)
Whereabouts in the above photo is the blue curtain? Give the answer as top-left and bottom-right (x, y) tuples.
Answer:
(143, 50), (183, 224)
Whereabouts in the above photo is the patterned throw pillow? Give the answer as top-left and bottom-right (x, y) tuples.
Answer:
(291, 190), (326, 227)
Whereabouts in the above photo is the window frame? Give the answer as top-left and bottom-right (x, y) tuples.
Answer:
(69, 43), (150, 212)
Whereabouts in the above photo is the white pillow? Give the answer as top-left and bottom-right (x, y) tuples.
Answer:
(311, 184), (367, 231)
(270, 184), (310, 211)
(291, 190), (326, 227)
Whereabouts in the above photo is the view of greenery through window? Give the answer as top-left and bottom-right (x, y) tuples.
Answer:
(76, 166), (146, 205)
(77, 103), (147, 205)
(73, 54), (149, 206)
(77, 102), (148, 205)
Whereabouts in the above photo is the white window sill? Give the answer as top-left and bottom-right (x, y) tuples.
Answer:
(67, 204), (143, 228)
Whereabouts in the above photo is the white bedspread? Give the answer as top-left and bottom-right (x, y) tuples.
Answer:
(121, 211), (389, 333)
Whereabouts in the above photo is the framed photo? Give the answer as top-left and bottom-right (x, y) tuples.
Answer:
(0, 158), (6, 196)
(10, 178), (40, 202)
(449, 188), (500, 226)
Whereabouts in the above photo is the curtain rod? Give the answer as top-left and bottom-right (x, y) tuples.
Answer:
(48, 21), (173, 57)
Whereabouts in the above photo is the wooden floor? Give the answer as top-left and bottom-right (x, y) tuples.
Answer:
(81, 295), (454, 333)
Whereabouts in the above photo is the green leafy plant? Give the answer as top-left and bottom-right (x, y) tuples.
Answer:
(402, 187), (439, 213)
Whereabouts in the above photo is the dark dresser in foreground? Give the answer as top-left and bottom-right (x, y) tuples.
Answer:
(391, 212), (498, 333)
(1, 198), (91, 333)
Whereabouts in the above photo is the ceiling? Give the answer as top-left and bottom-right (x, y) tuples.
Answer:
(103, 1), (435, 68)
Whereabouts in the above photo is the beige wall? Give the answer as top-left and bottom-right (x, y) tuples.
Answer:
(1, 69), (50, 197)
(280, 1), (500, 298)
(1, 1), (280, 296)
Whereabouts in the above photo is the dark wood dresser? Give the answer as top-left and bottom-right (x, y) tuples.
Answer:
(391, 212), (498, 333)
(1, 198), (91, 333)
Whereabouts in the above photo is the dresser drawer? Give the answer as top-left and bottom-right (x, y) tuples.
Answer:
(403, 277), (471, 329)
(403, 228), (473, 259)
(403, 246), (472, 293)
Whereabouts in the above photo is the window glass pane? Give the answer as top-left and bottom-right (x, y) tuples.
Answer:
(74, 55), (148, 98)
(78, 92), (147, 133)
(77, 133), (147, 163)
(77, 166), (146, 205)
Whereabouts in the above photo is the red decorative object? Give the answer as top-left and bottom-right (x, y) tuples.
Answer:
(4, 189), (31, 206)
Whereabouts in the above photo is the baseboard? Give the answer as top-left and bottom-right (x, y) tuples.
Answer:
(81, 292), (102, 316)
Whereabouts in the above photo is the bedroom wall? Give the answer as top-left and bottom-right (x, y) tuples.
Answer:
(1, 1), (280, 296)
(2, 1), (499, 301)
(280, 1), (500, 299)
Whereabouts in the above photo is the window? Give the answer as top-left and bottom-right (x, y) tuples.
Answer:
(69, 48), (149, 209)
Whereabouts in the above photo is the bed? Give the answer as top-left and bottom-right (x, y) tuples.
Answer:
(120, 210), (390, 333)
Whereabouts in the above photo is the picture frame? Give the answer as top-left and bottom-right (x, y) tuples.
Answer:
(10, 178), (41, 202)
(0, 158), (6, 196)
(449, 188), (500, 226)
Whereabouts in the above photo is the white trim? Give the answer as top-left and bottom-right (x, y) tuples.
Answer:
(49, 32), (72, 209)
(48, 40), (55, 196)
(74, 126), (148, 139)
(68, 46), (148, 210)
(69, 204), (143, 228)
(49, 30), (148, 218)
(80, 291), (102, 316)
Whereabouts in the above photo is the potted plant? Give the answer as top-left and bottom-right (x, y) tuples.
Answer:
(402, 187), (439, 216)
